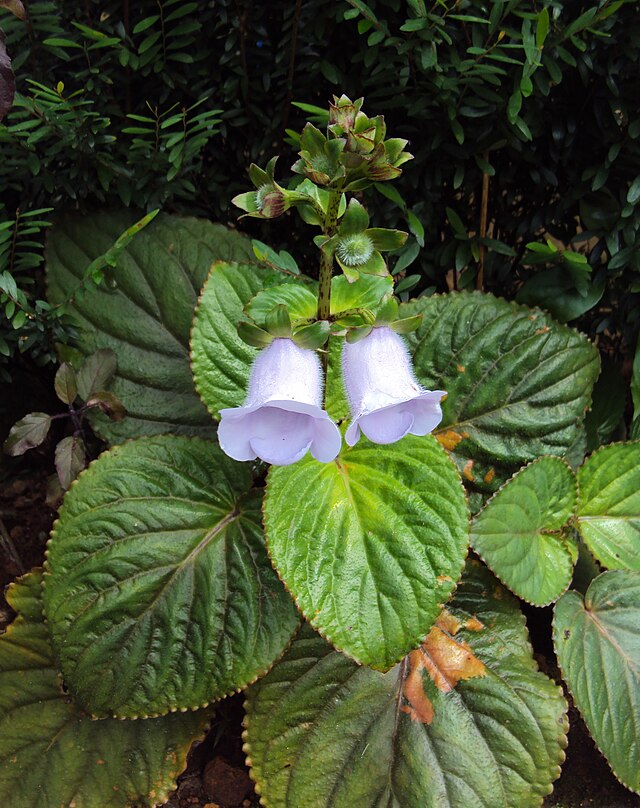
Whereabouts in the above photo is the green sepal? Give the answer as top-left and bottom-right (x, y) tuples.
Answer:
(346, 324), (373, 343)
(292, 320), (330, 350)
(339, 198), (370, 234)
(265, 304), (292, 337)
(237, 321), (274, 348)
(248, 162), (269, 188)
(390, 313), (423, 334)
(375, 294), (399, 324)
(231, 191), (259, 214)
(368, 227), (408, 252)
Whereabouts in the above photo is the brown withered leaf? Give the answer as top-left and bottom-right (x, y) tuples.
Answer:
(0, 0), (26, 19)
(401, 611), (487, 724)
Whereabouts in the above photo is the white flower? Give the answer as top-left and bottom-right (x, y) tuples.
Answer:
(342, 326), (445, 446)
(218, 338), (341, 466)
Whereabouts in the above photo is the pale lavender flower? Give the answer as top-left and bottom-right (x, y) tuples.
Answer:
(342, 326), (445, 446)
(218, 338), (341, 466)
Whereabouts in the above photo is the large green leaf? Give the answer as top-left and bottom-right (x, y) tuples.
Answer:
(43, 435), (299, 718)
(191, 268), (391, 418)
(577, 442), (640, 570)
(46, 211), (253, 443)
(245, 562), (568, 808)
(554, 570), (640, 793)
(264, 435), (469, 670)
(471, 457), (577, 605)
(0, 570), (211, 808)
(404, 292), (599, 491)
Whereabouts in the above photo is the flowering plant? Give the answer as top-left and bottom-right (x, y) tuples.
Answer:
(3, 96), (639, 808)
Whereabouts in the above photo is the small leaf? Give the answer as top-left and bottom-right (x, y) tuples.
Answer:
(55, 435), (86, 489)
(54, 362), (78, 404)
(237, 321), (274, 348)
(265, 304), (292, 337)
(554, 570), (640, 793)
(76, 348), (117, 400)
(390, 314), (422, 334)
(536, 7), (550, 48)
(339, 198), (370, 234)
(368, 228), (408, 252)
(577, 442), (640, 570)
(3, 412), (52, 455)
(291, 320), (330, 350)
(86, 391), (127, 421)
(471, 457), (577, 605)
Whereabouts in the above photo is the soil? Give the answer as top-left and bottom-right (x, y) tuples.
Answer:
(0, 470), (638, 808)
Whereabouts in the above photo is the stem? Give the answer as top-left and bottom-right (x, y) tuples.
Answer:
(477, 150), (490, 291)
(317, 190), (341, 320)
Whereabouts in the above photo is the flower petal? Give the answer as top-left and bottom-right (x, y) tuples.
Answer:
(359, 406), (414, 444)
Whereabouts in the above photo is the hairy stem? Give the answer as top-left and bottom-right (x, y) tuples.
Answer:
(317, 190), (341, 320)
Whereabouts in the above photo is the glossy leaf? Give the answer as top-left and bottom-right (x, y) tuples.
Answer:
(577, 442), (640, 570)
(554, 570), (640, 793)
(404, 292), (599, 490)
(245, 563), (568, 808)
(471, 457), (577, 605)
(264, 436), (469, 670)
(43, 435), (299, 717)
(3, 412), (51, 455)
(55, 434), (86, 489)
(46, 211), (253, 442)
(76, 348), (117, 400)
(0, 570), (212, 808)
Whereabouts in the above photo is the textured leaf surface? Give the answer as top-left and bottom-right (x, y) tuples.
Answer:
(554, 571), (640, 793)
(577, 442), (640, 570)
(471, 457), (577, 605)
(404, 292), (599, 490)
(245, 562), (567, 808)
(0, 570), (211, 808)
(264, 436), (469, 670)
(43, 435), (298, 717)
(46, 211), (253, 442)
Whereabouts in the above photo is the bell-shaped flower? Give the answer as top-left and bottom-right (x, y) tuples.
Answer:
(218, 338), (341, 466)
(342, 326), (445, 446)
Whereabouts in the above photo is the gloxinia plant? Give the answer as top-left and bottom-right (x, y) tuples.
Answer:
(3, 96), (639, 808)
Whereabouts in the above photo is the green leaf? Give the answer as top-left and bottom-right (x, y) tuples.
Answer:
(554, 570), (640, 793)
(339, 198), (370, 234)
(577, 442), (640, 570)
(55, 435), (86, 489)
(76, 348), (117, 401)
(246, 284), (317, 324)
(404, 292), (600, 490)
(237, 321), (274, 348)
(46, 212), (253, 443)
(471, 457), (577, 605)
(43, 435), (299, 717)
(3, 412), (51, 455)
(536, 7), (550, 48)
(264, 436), (469, 670)
(291, 320), (330, 350)
(265, 304), (292, 337)
(330, 274), (392, 314)
(54, 362), (77, 404)
(367, 227), (408, 252)
(516, 268), (605, 323)
(245, 562), (568, 808)
(191, 262), (295, 416)
(0, 570), (212, 808)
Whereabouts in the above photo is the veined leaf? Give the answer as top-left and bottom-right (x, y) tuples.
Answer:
(0, 570), (212, 808)
(245, 562), (568, 808)
(554, 570), (640, 793)
(46, 212), (253, 443)
(264, 435), (468, 670)
(577, 442), (640, 570)
(43, 435), (299, 717)
(404, 292), (599, 490)
(471, 457), (577, 605)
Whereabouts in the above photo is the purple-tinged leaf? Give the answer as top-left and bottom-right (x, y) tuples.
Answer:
(55, 435), (86, 489)
(3, 412), (52, 455)
(54, 362), (78, 404)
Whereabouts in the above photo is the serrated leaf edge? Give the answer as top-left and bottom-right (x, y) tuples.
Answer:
(470, 456), (578, 606)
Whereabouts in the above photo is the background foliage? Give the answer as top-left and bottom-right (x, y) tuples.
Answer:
(1, 0), (640, 413)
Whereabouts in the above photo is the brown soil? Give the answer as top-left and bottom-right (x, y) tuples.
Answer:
(1, 471), (638, 808)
